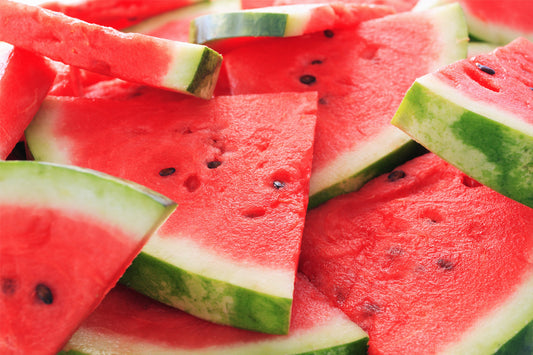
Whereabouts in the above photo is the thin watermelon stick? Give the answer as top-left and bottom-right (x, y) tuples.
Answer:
(0, 0), (222, 99)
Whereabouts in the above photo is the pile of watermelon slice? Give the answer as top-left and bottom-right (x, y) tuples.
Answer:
(1, 0), (532, 354)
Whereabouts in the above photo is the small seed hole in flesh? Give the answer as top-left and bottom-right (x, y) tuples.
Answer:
(184, 174), (201, 192)
(299, 75), (316, 85)
(1, 278), (16, 295)
(387, 170), (406, 182)
(462, 175), (482, 188)
(243, 207), (266, 218)
(324, 29), (334, 38)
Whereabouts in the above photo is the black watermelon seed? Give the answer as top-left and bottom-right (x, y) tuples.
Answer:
(476, 63), (496, 75)
(299, 75), (316, 85)
(437, 258), (454, 271)
(35, 284), (53, 305)
(387, 170), (406, 182)
(311, 59), (323, 65)
(318, 97), (328, 105)
(324, 29), (334, 38)
(159, 167), (176, 176)
(2, 278), (16, 295)
(207, 160), (222, 169)
(273, 181), (286, 189)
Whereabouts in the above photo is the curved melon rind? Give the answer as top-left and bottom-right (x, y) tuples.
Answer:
(120, 251), (292, 335)
(391, 78), (533, 208)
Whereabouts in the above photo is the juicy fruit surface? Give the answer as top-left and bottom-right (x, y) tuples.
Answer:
(62, 275), (368, 354)
(299, 153), (533, 354)
(1, 207), (137, 354)
(0, 43), (55, 159)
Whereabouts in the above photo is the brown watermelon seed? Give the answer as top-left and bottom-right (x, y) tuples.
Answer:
(311, 59), (323, 65)
(207, 160), (222, 169)
(159, 167), (176, 177)
(299, 75), (316, 85)
(273, 181), (285, 189)
(35, 284), (53, 305)
(437, 258), (454, 271)
(476, 63), (495, 75)
(324, 29), (334, 38)
(1, 278), (16, 295)
(387, 170), (406, 182)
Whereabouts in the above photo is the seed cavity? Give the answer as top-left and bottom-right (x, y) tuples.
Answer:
(324, 29), (334, 38)
(311, 59), (323, 65)
(462, 175), (482, 188)
(207, 160), (222, 169)
(2, 278), (16, 295)
(159, 167), (176, 177)
(273, 181), (285, 189)
(243, 207), (266, 218)
(35, 283), (53, 305)
(437, 258), (454, 271)
(476, 63), (496, 75)
(318, 97), (328, 105)
(184, 174), (201, 192)
(387, 170), (406, 182)
(299, 75), (316, 85)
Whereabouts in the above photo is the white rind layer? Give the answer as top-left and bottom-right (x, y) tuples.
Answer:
(143, 232), (294, 299)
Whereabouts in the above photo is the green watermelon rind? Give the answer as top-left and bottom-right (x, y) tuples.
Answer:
(120, 249), (293, 335)
(391, 76), (533, 208)
(0, 160), (176, 238)
(59, 307), (368, 354)
(308, 130), (427, 209)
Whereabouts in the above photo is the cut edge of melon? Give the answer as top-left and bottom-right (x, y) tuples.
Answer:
(391, 75), (533, 208)
(308, 126), (425, 209)
(0, 160), (176, 240)
(62, 308), (368, 354)
(120, 233), (295, 334)
(440, 271), (533, 354)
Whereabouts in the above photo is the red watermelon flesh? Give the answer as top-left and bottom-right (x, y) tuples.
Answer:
(38, 0), (204, 29)
(459, 0), (533, 33)
(298, 153), (533, 354)
(0, 43), (55, 159)
(219, 6), (466, 204)
(274, 0), (417, 13)
(62, 274), (367, 353)
(25, 92), (317, 333)
(0, 0), (222, 99)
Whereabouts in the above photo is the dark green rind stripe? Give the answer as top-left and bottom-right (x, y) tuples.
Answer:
(186, 47), (223, 99)
(191, 12), (289, 44)
(120, 251), (292, 335)
(495, 319), (533, 355)
(392, 81), (533, 208)
(308, 140), (427, 209)
(296, 337), (368, 355)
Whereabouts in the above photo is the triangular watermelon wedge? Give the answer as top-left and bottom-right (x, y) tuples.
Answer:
(25, 92), (318, 334)
(0, 161), (176, 354)
(60, 274), (368, 354)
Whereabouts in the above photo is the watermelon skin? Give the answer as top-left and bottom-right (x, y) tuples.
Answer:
(25, 92), (317, 334)
(0, 42), (55, 159)
(0, 161), (176, 355)
(216, 4), (468, 208)
(298, 153), (533, 354)
(59, 274), (368, 354)
(392, 37), (533, 208)
(0, 0), (222, 99)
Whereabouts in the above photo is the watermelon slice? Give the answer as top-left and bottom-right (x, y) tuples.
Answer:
(60, 274), (368, 354)
(190, 3), (395, 46)
(0, 42), (55, 159)
(0, 160), (176, 354)
(0, 0), (222, 99)
(392, 37), (533, 208)
(201, 4), (468, 207)
(273, 0), (418, 12)
(415, 0), (533, 45)
(25, 92), (317, 334)
(298, 153), (533, 354)
(32, 0), (206, 29)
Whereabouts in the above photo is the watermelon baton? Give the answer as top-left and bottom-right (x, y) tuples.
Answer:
(0, 0), (222, 99)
